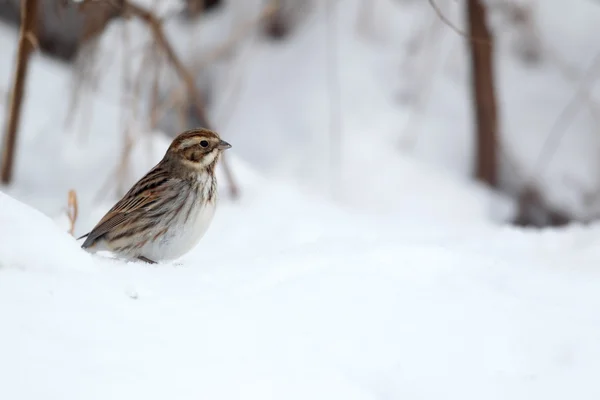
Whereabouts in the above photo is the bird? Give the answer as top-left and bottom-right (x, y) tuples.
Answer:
(79, 128), (232, 264)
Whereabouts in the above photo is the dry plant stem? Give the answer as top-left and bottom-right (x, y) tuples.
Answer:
(1, 0), (39, 184)
(467, 0), (498, 187)
(121, 0), (240, 199)
(67, 190), (79, 236)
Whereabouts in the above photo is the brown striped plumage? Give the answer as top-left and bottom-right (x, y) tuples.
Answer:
(79, 128), (231, 264)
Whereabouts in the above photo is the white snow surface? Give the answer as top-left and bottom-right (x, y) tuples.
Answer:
(2, 0), (600, 398)
(3, 182), (600, 399)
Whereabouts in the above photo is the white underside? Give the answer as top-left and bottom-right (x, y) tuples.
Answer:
(139, 199), (217, 261)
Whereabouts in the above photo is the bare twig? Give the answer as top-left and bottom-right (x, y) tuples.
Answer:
(527, 51), (600, 186)
(514, 50), (600, 224)
(427, 0), (489, 44)
(1, 0), (39, 184)
(67, 190), (79, 235)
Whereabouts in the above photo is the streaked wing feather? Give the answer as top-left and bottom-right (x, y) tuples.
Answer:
(82, 165), (171, 247)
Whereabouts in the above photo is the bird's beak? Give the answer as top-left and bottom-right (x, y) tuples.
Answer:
(217, 140), (232, 150)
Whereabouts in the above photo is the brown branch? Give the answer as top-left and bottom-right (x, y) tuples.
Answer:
(1, 0), (39, 184)
(467, 0), (498, 187)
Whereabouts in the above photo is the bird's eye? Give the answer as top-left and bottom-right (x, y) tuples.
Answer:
(200, 140), (209, 148)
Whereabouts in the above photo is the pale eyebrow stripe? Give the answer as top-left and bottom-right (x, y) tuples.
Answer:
(179, 137), (201, 149)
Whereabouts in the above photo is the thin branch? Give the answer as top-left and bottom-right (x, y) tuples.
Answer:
(467, 0), (498, 186)
(526, 51), (600, 185)
(427, 0), (489, 44)
(1, 0), (39, 183)
(512, 50), (600, 224)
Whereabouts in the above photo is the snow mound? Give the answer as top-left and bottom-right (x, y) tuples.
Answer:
(0, 191), (93, 271)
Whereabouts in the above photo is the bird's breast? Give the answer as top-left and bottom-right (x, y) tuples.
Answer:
(143, 197), (217, 261)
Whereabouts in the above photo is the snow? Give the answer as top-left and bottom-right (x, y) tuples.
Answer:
(2, 0), (600, 398)
(3, 186), (600, 399)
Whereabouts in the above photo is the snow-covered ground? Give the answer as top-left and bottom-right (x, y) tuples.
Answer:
(2, 0), (600, 398)
(4, 176), (600, 400)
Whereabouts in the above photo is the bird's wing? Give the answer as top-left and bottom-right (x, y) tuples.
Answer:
(81, 167), (170, 248)
(81, 191), (160, 248)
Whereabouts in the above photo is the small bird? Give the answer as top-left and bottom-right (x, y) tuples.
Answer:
(79, 128), (232, 264)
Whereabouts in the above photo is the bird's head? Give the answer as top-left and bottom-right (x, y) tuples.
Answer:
(167, 128), (231, 172)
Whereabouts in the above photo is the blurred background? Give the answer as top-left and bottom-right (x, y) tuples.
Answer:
(1, 0), (600, 233)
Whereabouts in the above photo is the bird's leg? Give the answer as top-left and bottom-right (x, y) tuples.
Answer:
(137, 256), (157, 264)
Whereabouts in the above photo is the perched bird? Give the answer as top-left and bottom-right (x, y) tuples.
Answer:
(79, 128), (231, 264)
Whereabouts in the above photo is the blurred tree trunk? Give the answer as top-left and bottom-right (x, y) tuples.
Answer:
(467, 0), (498, 187)
(1, 0), (38, 184)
